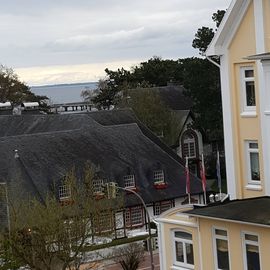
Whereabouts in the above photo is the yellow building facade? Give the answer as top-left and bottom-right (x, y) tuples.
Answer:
(158, 198), (270, 269)
(157, 0), (270, 269)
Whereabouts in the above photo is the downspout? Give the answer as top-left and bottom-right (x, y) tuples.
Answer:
(206, 55), (221, 68)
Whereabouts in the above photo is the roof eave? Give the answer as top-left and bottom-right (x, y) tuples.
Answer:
(185, 213), (270, 229)
(246, 53), (270, 61)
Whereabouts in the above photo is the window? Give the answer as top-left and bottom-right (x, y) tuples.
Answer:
(94, 211), (113, 233)
(245, 141), (260, 184)
(153, 170), (164, 184)
(182, 133), (196, 158)
(59, 184), (71, 200)
(241, 67), (256, 112)
(242, 233), (261, 270)
(93, 178), (104, 194)
(154, 200), (174, 216)
(213, 228), (230, 270)
(173, 230), (194, 269)
(123, 174), (135, 188)
(125, 206), (144, 227)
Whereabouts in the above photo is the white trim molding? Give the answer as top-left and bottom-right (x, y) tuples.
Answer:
(212, 226), (231, 270)
(257, 60), (270, 195)
(244, 140), (261, 185)
(241, 231), (262, 270)
(240, 66), (256, 113)
(253, 0), (265, 54)
(158, 222), (167, 270)
(220, 53), (237, 199)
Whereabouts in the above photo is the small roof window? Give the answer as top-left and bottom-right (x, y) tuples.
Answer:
(123, 174), (135, 188)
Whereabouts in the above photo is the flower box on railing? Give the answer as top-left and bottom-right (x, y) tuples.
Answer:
(60, 198), (74, 206)
(125, 187), (139, 194)
(154, 182), (168, 189)
(94, 192), (105, 200)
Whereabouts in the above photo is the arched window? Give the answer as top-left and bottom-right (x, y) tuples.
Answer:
(182, 132), (197, 158)
(172, 230), (194, 268)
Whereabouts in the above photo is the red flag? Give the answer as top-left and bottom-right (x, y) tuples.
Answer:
(185, 156), (190, 194)
(200, 154), (207, 192)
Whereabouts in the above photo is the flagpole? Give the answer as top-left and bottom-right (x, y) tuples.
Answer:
(201, 153), (207, 205)
(217, 150), (222, 199)
(185, 156), (191, 204)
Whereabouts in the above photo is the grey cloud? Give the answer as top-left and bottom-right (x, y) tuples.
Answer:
(0, 0), (231, 72)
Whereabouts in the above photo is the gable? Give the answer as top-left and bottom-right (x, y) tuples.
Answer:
(229, 1), (256, 61)
(206, 0), (250, 56)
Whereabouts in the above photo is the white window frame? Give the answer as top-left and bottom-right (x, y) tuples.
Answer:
(172, 230), (194, 269)
(123, 174), (135, 189)
(154, 200), (173, 216)
(153, 170), (165, 184)
(125, 206), (144, 227)
(240, 66), (256, 115)
(212, 227), (231, 270)
(241, 231), (261, 270)
(59, 184), (71, 200)
(93, 178), (104, 194)
(245, 140), (261, 186)
(183, 134), (196, 158)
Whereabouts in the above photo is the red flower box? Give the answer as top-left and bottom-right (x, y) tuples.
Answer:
(154, 182), (168, 189)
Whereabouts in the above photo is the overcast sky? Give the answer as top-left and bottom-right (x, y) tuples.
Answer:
(0, 0), (231, 86)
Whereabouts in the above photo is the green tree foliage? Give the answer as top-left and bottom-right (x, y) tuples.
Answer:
(192, 10), (225, 55)
(86, 57), (184, 110)
(0, 65), (47, 104)
(181, 57), (223, 139)
(212, 10), (226, 28)
(90, 78), (119, 110)
(126, 88), (180, 145)
(188, 9), (226, 139)
(1, 163), (122, 270)
(131, 56), (183, 87)
(192, 26), (215, 55)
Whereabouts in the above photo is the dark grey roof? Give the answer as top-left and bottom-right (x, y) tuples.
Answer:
(0, 110), (204, 207)
(88, 109), (184, 164)
(155, 85), (193, 110)
(185, 196), (270, 226)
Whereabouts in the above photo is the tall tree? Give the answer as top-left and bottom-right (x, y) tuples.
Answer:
(192, 10), (225, 55)
(126, 88), (180, 145)
(181, 57), (222, 139)
(0, 65), (47, 104)
(87, 57), (184, 110)
(90, 78), (120, 110)
(186, 9), (226, 140)
(1, 163), (122, 270)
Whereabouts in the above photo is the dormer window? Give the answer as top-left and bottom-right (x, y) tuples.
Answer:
(93, 178), (104, 194)
(59, 184), (71, 200)
(123, 174), (135, 189)
(183, 134), (196, 158)
(153, 170), (165, 184)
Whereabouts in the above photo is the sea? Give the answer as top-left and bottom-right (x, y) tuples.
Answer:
(31, 82), (97, 104)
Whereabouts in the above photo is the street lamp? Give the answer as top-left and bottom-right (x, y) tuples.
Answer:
(106, 183), (155, 270)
